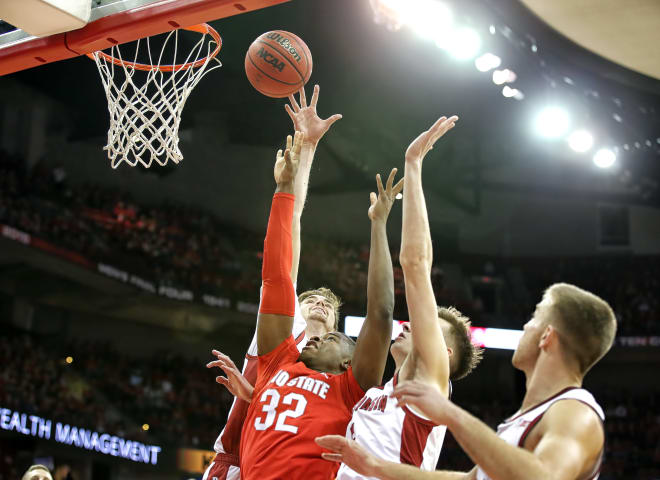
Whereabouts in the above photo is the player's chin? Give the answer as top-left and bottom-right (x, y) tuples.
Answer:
(307, 312), (327, 323)
(511, 349), (525, 369)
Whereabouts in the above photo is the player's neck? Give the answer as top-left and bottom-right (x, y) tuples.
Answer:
(304, 320), (330, 339)
(301, 357), (344, 376)
(520, 355), (582, 412)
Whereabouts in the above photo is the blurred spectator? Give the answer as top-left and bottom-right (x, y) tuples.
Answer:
(52, 464), (71, 480)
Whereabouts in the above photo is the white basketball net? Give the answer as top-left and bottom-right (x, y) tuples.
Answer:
(90, 28), (221, 168)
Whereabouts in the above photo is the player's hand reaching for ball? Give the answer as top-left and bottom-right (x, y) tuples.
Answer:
(315, 435), (381, 477)
(405, 115), (459, 163)
(207, 350), (254, 402)
(368, 168), (404, 224)
(285, 85), (342, 146)
(274, 130), (304, 192)
(391, 380), (452, 425)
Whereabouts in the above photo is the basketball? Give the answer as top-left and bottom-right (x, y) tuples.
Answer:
(245, 30), (313, 98)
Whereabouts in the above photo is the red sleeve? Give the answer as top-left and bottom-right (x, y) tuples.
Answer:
(259, 192), (296, 317)
(338, 367), (366, 409)
(254, 335), (299, 393)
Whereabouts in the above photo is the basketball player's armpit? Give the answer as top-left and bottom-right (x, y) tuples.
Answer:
(259, 192), (296, 317)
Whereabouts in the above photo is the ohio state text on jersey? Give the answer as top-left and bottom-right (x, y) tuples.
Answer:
(240, 335), (365, 480)
(205, 290), (308, 480)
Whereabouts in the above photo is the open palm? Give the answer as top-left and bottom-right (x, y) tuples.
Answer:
(285, 85), (342, 145)
(405, 115), (459, 161)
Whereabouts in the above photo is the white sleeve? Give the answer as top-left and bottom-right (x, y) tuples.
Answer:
(245, 283), (306, 357)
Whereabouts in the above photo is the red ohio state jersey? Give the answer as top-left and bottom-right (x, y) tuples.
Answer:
(240, 335), (365, 480)
(205, 288), (308, 480)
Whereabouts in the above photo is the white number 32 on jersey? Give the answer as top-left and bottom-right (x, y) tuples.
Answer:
(254, 388), (308, 434)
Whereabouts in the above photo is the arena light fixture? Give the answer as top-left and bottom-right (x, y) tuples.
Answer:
(446, 27), (481, 60)
(378, 0), (407, 18)
(380, 0), (453, 40)
(344, 316), (523, 350)
(568, 130), (594, 153)
(492, 68), (517, 85)
(593, 149), (616, 168)
(475, 53), (501, 72)
(534, 107), (570, 139)
(502, 86), (520, 98)
(470, 327), (524, 350)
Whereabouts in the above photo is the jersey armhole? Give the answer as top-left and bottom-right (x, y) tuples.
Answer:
(402, 405), (438, 426)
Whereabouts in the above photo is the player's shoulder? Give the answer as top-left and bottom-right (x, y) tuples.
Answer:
(540, 397), (604, 441)
(257, 334), (300, 366)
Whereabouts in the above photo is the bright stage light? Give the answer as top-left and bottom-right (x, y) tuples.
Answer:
(593, 149), (616, 168)
(475, 53), (501, 72)
(492, 69), (517, 85)
(381, 0), (453, 40)
(534, 107), (570, 139)
(447, 27), (481, 60)
(344, 316), (523, 350)
(379, 0), (407, 17)
(502, 86), (520, 98)
(568, 130), (594, 153)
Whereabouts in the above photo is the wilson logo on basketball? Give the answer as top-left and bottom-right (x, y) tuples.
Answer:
(245, 30), (312, 98)
(256, 47), (286, 72)
(265, 32), (302, 62)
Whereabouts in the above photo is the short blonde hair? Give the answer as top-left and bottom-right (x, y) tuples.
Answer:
(546, 283), (617, 374)
(438, 306), (483, 380)
(298, 287), (342, 330)
(22, 465), (52, 480)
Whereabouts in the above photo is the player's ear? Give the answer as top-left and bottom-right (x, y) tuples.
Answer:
(539, 325), (555, 349)
(340, 358), (351, 372)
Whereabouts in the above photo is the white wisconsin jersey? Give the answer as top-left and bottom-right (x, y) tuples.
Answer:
(337, 375), (448, 480)
(476, 387), (605, 480)
(212, 285), (308, 455)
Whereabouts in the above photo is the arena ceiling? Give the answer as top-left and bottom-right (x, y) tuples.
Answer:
(520, 0), (660, 81)
(2, 0), (660, 242)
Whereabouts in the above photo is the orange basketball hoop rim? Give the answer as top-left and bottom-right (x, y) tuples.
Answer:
(86, 23), (222, 72)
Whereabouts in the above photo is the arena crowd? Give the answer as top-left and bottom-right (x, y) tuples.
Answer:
(1, 151), (658, 334)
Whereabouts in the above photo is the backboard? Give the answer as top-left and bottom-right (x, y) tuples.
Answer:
(0, 0), (290, 76)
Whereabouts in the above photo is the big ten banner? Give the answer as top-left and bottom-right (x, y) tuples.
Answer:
(177, 448), (216, 474)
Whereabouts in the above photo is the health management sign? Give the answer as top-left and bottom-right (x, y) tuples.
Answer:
(0, 407), (162, 465)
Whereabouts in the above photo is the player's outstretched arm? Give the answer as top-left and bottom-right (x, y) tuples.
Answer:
(392, 382), (603, 480)
(398, 116), (458, 392)
(351, 168), (402, 391)
(315, 435), (474, 480)
(286, 84), (342, 284)
(257, 132), (304, 355)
